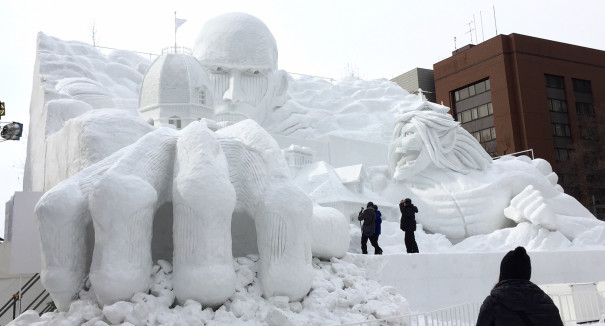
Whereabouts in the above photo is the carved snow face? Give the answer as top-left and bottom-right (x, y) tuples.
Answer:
(194, 13), (287, 126)
(390, 123), (432, 180)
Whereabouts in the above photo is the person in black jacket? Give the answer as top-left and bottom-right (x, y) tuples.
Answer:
(358, 202), (377, 254)
(399, 198), (419, 253)
(476, 246), (564, 326)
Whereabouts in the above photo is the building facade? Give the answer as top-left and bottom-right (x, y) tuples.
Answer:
(391, 67), (436, 102)
(433, 33), (605, 211)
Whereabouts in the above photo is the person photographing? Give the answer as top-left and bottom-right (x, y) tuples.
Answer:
(399, 198), (419, 253)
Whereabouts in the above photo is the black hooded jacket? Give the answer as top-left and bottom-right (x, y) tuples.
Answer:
(476, 279), (563, 326)
(399, 202), (418, 232)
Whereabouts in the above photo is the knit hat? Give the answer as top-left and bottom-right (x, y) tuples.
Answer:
(404, 198), (412, 205)
(499, 247), (531, 281)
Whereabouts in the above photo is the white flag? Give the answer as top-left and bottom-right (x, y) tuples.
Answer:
(175, 18), (187, 32)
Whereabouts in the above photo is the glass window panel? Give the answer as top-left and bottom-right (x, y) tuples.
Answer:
(573, 79), (592, 93)
(564, 125), (570, 137)
(552, 100), (561, 112)
(545, 74), (564, 89)
(469, 85), (476, 96)
(485, 79), (490, 90)
(473, 132), (481, 142)
(457, 113), (462, 121)
(561, 100), (567, 112)
(455, 91), (460, 101)
(478, 104), (488, 118)
(471, 108), (478, 120)
(475, 81), (486, 93)
(488, 103), (493, 114)
(481, 129), (491, 141)
(459, 87), (469, 100)
(491, 127), (496, 139)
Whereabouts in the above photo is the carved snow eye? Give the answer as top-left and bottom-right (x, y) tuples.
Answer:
(209, 66), (226, 74)
(404, 131), (414, 137)
(244, 68), (262, 76)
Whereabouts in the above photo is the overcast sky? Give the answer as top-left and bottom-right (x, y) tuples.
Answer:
(2, 0), (605, 236)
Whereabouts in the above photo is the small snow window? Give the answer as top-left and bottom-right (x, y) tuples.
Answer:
(169, 116), (182, 129)
(199, 89), (206, 105)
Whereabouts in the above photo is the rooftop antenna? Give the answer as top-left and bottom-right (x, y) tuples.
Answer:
(454, 36), (457, 50)
(493, 5), (498, 35)
(466, 21), (474, 44)
(480, 11), (485, 42)
(473, 14), (478, 43)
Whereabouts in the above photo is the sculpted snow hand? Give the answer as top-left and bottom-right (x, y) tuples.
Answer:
(35, 120), (313, 311)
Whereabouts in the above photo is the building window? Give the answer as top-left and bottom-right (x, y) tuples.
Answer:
(456, 102), (493, 123)
(471, 127), (496, 143)
(169, 116), (182, 129)
(551, 123), (571, 138)
(453, 79), (490, 102)
(547, 98), (568, 113)
(198, 89), (206, 105)
(545, 74), (564, 89)
(576, 102), (594, 116)
(572, 79), (592, 93)
(555, 148), (572, 161)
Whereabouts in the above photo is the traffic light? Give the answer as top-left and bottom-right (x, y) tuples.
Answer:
(1, 122), (23, 140)
(0, 102), (5, 119)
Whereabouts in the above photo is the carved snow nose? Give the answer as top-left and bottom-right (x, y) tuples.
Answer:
(223, 71), (244, 102)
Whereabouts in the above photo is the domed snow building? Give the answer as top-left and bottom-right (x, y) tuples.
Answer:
(139, 53), (213, 129)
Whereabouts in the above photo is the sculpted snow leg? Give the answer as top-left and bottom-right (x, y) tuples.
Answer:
(172, 123), (237, 306)
(35, 180), (90, 311)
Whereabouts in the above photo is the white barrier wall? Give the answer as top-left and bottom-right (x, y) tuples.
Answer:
(345, 250), (605, 312)
(6, 192), (43, 274)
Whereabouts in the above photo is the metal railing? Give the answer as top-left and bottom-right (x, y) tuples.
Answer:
(493, 148), (534, 160)
(335, 288), (605, 326)
(337, 302), (481, 326)
(0, 273), (55, 323)
(551, 290), (605, 324)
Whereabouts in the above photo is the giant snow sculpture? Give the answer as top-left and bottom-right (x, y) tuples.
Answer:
(35, 119), (313, 311)
(193, 12), (289, 127)
(383, 101), (604, 243)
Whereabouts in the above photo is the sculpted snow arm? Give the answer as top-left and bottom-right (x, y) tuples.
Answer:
(35, 128), (178, 310)
(217, 120), (313, 301)
(171, 124), (237, 307)
(504, 184), (603, 239)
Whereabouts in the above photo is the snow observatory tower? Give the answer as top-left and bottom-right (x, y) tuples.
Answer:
(139, 53), (214, 129)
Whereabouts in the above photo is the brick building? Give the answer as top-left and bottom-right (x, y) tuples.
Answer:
(433, 33), (605, 212)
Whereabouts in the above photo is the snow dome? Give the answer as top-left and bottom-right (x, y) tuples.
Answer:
(139, 53), (214, 129)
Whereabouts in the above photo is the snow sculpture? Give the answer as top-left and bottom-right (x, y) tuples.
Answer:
(35, 120), (313, 311)
(193, 12), (288, 127)
(138, 53), (214, 129)
(384, 100), (604, 243)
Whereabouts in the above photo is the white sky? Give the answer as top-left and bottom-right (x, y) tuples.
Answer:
(2, 0), (605, 236)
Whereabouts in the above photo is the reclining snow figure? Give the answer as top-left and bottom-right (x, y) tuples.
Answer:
(35, 119), (313, 311)
(385, 101), (604, 243)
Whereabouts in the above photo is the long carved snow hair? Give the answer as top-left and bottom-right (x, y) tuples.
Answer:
(389, 104), (492, 175)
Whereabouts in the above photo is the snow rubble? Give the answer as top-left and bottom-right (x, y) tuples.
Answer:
(9, 258), (409, 326)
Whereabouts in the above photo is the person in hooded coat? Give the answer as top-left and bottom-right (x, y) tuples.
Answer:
(399, 198), (419, 253)
(476, 246), (564, 326)
(357, 201), (377, 254)
(369, 205), (383, 255)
